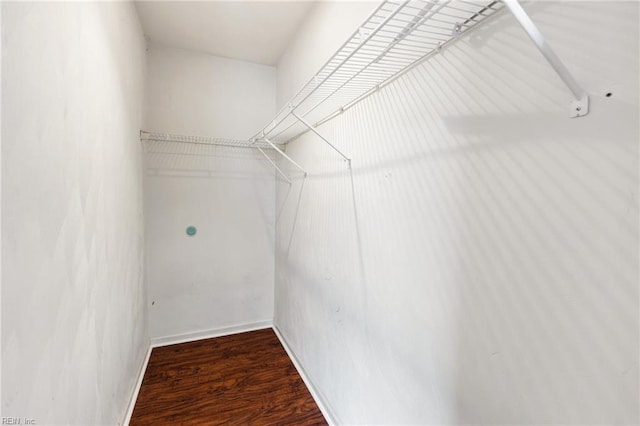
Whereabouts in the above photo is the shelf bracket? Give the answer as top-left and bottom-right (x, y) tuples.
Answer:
(258, 137), (308, 177)
(503, 0), (589, 118)
(254, 145), (291, 184)
(291, 111), (352, 168)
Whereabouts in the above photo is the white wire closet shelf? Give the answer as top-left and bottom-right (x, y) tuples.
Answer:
(252, 0), (590, 156)
(252, 0), (505, 146)
(141, 0), (589, 182)
(140, 131), (282, 150)
(140, 131), (303, 183)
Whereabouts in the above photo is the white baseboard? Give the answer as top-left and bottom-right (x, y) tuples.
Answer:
(150, 320), (273, 348)
(272, 325), (338, 426)
(123, 342), (152, 426)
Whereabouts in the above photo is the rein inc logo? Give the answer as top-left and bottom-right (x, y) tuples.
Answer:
(2, 418), (35, 425)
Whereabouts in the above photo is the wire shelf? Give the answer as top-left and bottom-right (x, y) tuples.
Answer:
(140, 131), (283, 150)
(140, 131), (294, 182)
(253, 0), (504, 144)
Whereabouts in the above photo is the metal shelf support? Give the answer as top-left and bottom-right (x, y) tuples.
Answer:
(291, 111), (352, 168)
(255, 145), (292, 184)
(257, 136), (308, 177)
(503, 0), (589, 118)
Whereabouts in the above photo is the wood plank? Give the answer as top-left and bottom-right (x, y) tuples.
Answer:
(130, 328), (327, 425)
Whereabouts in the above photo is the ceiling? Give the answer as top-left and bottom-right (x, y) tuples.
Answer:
(134, 1), (317, 66)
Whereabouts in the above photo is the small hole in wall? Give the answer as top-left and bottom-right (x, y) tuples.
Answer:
(152, 301), (155, 306)
(606, 92), (612, 97)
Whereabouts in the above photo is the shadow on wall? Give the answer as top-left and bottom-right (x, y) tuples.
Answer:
(274, 1), (638, 424)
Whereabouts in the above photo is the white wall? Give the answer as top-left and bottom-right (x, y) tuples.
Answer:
(144, 45), (276, 340)
(145, 43), (276, 140)
(276, 1), (376, 109)
(2, 2), (147, 424)
(274, 1), (639, 424)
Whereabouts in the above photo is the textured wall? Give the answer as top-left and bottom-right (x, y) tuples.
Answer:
(276, 1), (376, 109)
(144, 143), (276, 340)
(144, 45), (276, 341)
(2, 2), (147, 424)
(145, 44), (276, 140)
(274, 1), (639, 424)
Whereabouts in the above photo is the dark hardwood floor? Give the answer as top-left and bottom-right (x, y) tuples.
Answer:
(130, 328), (327, 425)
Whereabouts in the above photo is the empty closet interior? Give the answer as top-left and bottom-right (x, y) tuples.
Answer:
(2, 0), (639, 425)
